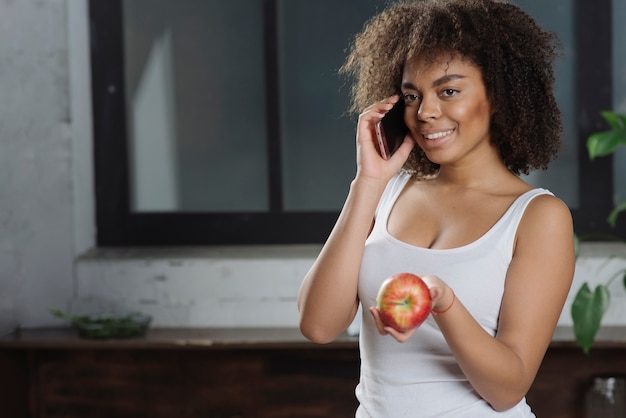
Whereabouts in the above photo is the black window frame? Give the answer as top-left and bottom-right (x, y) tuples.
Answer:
(89, 0), (624, 246)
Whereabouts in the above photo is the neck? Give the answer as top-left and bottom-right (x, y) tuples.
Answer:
(434, 153), (515, 190)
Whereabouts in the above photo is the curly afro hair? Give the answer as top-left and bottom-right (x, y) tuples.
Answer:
(340, 0), (563, 177)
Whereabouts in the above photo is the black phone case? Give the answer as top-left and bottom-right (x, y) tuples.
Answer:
(375, 101), (407, 159)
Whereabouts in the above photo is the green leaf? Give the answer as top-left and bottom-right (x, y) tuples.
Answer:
(49, 307), (69, 320)
(607, 200), (626, 228)
(571, 283), (610, 354)
(587, 129), (626, 160)
(601, 111), (626, 130)
(48, 308), (87, 325)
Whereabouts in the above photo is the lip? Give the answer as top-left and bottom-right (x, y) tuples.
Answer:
(419, 128), (455, 148)
(421, 128), (455, 140)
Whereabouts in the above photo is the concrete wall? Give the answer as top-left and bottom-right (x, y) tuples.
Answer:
(0, 0), (624, 336)
(0, 0), (74, 333)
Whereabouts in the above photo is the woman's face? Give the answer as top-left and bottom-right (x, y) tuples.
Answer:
(401, 54), (494, 167)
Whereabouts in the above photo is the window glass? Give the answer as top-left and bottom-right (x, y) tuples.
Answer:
(124, 0), (579, 213)
(92, 0), (621, 245)
(124, 0), (269, 212)
(514, 0), (578, 208)
(277, 1), (386, 211)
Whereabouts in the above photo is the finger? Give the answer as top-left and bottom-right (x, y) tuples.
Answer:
(360, 95), (401, 120)
(420, 274), (455, 312)
(386, 326), (417, 343)
(369, 307), (389, 336)
(389, 133), (416, 162)
(420, 274), (443, 291)
(429, 285), (442, 301)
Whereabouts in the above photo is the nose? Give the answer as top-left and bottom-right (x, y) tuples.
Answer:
(417, 95), (440, 121)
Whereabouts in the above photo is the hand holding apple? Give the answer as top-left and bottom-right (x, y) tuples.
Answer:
(375, 272), (432, 332)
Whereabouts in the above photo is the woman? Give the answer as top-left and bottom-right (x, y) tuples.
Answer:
(297, 0), (575, 416)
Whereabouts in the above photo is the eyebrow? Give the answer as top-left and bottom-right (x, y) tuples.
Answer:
(401, 74), (467, 90)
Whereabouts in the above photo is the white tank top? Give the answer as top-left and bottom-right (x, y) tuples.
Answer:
(356, 171), (550, 417)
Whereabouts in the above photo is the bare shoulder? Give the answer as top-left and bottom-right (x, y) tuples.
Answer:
(523, 192), (572, 226)
(516, 192), (574, 250)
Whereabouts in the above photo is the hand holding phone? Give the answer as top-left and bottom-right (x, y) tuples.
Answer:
(375, 100), (408, 160)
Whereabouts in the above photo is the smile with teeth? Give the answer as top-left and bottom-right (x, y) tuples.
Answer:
(423, 129), (454, 140)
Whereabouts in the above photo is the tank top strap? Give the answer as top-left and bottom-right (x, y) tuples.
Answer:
(375, 170), (412, 219)
(495, 188), (554, 258)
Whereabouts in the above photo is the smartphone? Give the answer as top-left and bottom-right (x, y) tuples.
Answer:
(375, 100), (408, 160)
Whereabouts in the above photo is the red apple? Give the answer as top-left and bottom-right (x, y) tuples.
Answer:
(376, 272), (432, 331)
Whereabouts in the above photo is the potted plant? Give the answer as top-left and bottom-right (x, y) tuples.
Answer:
(571, 111), (626, 354)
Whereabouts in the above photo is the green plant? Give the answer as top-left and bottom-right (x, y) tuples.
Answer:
(571, 111), (626, 354)
(49, 308), (152, 339)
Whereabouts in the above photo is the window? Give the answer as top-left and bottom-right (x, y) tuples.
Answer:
(90, 0), (624, 246)
(613, 0), (626, 204)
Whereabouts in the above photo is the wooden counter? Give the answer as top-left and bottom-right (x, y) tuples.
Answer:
(0, 327), (361, 418)
(0, 326), (358, 350)
(2, 324), (626, 348)
(2, 326), (626, 418)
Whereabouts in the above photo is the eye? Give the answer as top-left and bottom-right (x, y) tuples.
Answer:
(441, 88), (459, 97)
(402, 93), (421, 104)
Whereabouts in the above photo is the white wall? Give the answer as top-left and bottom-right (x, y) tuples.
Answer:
(0, 0), (624, 335)
(0, 0), (75, 333)
(561, 243), (626, 327)
(73, 246), (318, 327)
